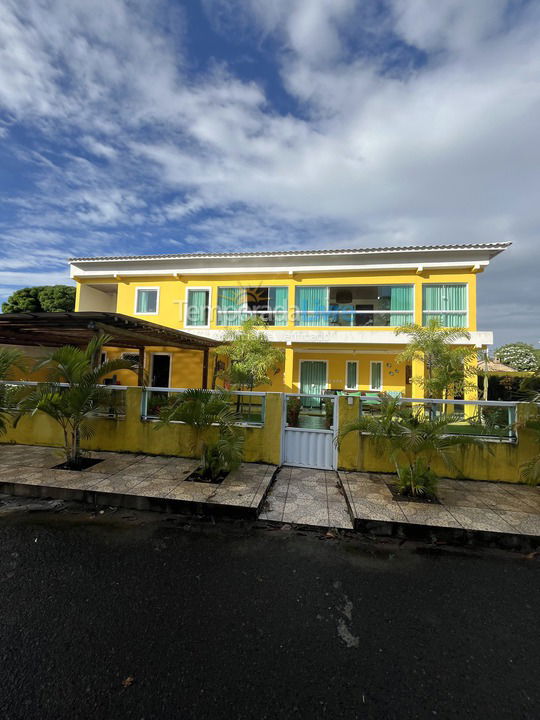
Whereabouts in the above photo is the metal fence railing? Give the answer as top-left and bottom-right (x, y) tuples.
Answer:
(356, 395), (518, 441)
(0, 380), (128, 419)
(140, 387), (266, 426)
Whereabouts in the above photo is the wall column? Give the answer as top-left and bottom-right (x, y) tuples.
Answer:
(411, 355), (425, 400)
(463, 353), (479, 417)
(284, 346), (294, 392)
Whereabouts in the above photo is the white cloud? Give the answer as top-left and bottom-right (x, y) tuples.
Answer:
(0, 0), (538, 343)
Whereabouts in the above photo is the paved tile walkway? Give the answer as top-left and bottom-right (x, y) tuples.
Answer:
(0, 444), (275, 516)
(340, 472), (540, 537)
(261, 466), (353, 529)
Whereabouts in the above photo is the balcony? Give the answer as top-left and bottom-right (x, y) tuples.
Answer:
(78, 283), (118, 312)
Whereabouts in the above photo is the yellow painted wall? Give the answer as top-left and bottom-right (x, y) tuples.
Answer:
(1, 388), (282, 466)
(337, 397), (538, 484)
(76, 268), (478, 333)
(2, 389), (537, 484)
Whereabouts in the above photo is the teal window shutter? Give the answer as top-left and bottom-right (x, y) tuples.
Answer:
(370, 362), (382, 390)
(389, 286), (413, 326)
(296, 287), (328, 326)
(269, 287), (288, 326)
(136, 289), (157, 313)
(423, 285), (466, 327)
(217, 287), (246, 326)
(346, 361), (357, 389)
(186, 289), (208, 326)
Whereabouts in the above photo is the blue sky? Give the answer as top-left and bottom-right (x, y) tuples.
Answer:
(0, 0), (539, 346)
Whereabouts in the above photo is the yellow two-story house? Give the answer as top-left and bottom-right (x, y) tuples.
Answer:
(70, 242), (509, 396)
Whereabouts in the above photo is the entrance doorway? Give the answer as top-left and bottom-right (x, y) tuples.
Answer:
(150, 354), (171, 388)
(299, 360), (327, 409)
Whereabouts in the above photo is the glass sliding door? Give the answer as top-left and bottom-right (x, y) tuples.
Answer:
(296, 287), (328, 326)
(390, 286), (414, 326)
(300, 361), (327, 407)
(269, 287), (288, 326)
(423, 284), (467, 327)
(217, 287), (247, 326)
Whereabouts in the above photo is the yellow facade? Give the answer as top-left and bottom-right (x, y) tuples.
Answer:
(75, 265), (481, 395)
(77, 268), (478, 332)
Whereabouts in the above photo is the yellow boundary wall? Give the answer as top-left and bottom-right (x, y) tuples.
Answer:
(337, 397), (538, 484)
(1, 390), (537, 484)
(1, 389), (282, 467)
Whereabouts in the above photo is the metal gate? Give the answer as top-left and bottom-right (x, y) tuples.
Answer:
(282, 393), (338, 470)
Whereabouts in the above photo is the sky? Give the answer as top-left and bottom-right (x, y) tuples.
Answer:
(0, 0), (539, 347)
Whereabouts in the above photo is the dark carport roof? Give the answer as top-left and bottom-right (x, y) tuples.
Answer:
(0, 311), (220, 350)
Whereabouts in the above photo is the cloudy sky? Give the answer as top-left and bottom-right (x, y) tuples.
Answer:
(0, 0), (538, 346)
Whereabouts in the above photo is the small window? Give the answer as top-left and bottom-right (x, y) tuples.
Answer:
(345, 361), (358, 390)
(186, 289), (210, 327)
(135, 288), (158, 314)
(121, 352), (140, 368)
(370, 361), (382, 391)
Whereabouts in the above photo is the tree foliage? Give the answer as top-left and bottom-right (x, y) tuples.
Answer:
(216, 317), (284, 390)
(158, 388), (244, 482)
(0, 348), (27, 436)
(338, 394), (483, 496)
(494, 342), (539, 372)
(395, 318), (477, 399)
(15, 335), (136, 468)
(2, 285), (75, 313)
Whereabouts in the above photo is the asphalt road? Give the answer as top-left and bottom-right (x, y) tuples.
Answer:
(0, 506), (538, 720)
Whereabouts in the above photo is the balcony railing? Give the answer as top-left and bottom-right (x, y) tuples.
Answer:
(294, 310), (414, 327)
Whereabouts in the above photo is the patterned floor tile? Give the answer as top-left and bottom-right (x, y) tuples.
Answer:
(398, 503), (463, 528)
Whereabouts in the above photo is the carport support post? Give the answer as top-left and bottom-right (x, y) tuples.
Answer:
(202, 348), (209, 389)
(137, 347), (145, 387)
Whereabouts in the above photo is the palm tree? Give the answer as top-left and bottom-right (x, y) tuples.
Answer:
(0, 348), (27, 436)
(158, 388), (244, 482)
(15, 335), (137, 468)
(396, 318), (477, 401)
(338, 394), (484, 497)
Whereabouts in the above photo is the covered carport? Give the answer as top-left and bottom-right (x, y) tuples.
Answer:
(0, 311), (221, 388)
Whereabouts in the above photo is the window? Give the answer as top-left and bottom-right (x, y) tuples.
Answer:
(135, 288), (158, 315)
(422, 284), (467, 327)
(370, 361), (382, 391)
(345, 361), (358, 390)
(121, 352), (140, 368)
(186, 288), (210, 327)
(295, 285), (414, 327)
(216, 286), (288, 326)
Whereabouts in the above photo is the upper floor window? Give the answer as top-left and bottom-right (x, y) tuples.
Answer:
(294, 285), (414, 327)
(216, 286), (288, 326)
(422, 284), (467, 327)
(135, 288), (159, 315)
(186, 288), (210, 327)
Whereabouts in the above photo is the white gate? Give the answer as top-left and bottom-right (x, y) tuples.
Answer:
(282, 393), (338, 470)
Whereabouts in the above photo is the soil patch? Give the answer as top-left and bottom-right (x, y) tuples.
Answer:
(386, 482), (440, 505)
(52, 458), (104, 472)
(184, 467), (228, 484)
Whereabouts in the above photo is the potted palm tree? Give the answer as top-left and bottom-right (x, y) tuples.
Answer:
(158, 388), (244, 483)
(15, 335), (137, 469)
(338, 394), (484, 500)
